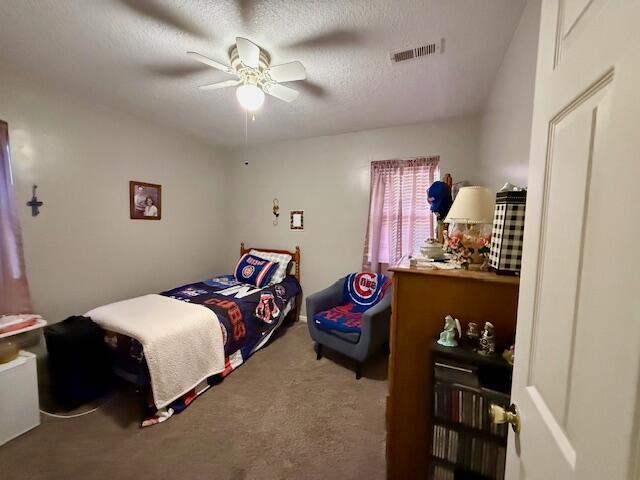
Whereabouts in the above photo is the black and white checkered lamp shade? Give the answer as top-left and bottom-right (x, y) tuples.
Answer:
(489, 191), (526, 274)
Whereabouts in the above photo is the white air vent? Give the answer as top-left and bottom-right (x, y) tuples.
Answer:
(389, 38), (445, 64)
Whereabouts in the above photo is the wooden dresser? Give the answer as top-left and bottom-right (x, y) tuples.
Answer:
(386, 266), (519, 479)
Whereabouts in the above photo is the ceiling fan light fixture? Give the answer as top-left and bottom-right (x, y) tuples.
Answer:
(189, 37), (305, 108)
(236, 84), (265, 111)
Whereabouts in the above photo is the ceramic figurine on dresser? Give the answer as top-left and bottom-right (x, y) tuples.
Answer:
(477, 321), (496, 356)
(437, 315), (462, 347)
(465, 321), (480, 345)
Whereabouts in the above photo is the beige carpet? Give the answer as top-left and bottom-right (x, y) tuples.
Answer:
(0, 323), (388, 480)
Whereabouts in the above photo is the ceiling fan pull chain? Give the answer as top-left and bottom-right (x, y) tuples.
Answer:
(243, 110), (249, 166)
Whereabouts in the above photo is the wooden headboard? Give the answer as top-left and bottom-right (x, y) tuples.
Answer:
(240, 243), (301, 282)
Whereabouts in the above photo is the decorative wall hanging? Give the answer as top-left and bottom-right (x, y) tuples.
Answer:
(290, 211), (304, 231)
(130, 181), (161, 220)
(26, 184), (44, 216)
(272, 198), (280, 225)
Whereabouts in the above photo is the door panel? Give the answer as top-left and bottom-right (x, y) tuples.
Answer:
(563, 86), (612, 442)
(529, 77), (611, 430)
(554, 0), (607, 67)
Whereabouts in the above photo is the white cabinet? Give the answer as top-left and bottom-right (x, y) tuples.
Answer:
(0, 351), (40, 445)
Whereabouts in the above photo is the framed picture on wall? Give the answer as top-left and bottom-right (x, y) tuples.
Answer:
(290, 210), (304, 230)
(130, 181), (161, 220)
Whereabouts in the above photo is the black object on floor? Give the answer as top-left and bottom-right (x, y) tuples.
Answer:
(44, 316), (113, 410)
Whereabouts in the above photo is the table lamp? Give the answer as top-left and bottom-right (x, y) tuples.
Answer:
(444, 186), (495, 267)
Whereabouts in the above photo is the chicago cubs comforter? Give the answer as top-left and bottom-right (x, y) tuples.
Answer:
(103, 274), (301, 427)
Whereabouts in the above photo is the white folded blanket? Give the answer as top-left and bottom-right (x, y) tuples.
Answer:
(87, 294), (224, 409)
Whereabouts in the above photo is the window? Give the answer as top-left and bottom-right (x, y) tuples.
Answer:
(0, 120), (32, 314)
(363, 157), (440, 273)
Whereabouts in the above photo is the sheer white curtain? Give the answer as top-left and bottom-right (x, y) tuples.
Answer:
(362, 157), (440, 274)
(0, 120), (32, 314)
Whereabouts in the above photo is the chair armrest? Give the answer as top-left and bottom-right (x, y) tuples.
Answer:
(360, 286), (393, 351)
(362, 289), (392, 321)
(305, 278), (346, 319)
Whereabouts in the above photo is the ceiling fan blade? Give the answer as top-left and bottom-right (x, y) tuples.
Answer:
(198, 79), (242, 90)
(297, 79), (327, 98)
(264, 83), (299, 103)
(117, 0), (207, 38)
(268, 61), (306, 83)
(236, 37), (260, 69)
(187, 52), (233, 74)
(236, 0), (255, 26)
(144, 63), (211, 78)
(283, 29), (362, 50)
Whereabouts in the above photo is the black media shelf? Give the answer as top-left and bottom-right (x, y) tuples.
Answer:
(429, 341), (511, 480)
(431, 341), (513, 371)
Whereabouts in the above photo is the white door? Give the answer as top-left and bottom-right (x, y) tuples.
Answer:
(506, 1), (640, 479)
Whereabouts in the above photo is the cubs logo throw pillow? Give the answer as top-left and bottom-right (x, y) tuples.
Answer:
(234, 253), (278, 288)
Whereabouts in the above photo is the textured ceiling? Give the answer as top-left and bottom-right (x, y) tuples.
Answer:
(0, 0), (526, 147)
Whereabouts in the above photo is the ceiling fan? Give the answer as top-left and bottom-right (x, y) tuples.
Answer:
(187, 37), (306, 112)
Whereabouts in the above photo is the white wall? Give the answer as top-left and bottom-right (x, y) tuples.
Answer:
(1, 74), (230, 322)
(225, 115), (482, 313)
(479, 0), (541, 191)
(2, 0), (540, 322)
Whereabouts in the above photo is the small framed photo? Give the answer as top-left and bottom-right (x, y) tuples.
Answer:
(290, 210), (304, 231)
(130, 181), (161, 220)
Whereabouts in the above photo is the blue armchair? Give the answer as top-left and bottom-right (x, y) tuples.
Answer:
(306, 276), (392, 379)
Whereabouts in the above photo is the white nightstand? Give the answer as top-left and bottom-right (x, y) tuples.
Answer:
(0, 351), (40, 445)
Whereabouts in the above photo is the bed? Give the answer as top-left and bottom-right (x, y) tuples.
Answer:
(92, 244), (301, 427)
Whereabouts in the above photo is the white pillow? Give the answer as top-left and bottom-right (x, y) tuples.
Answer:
(249, 249), (292, 285)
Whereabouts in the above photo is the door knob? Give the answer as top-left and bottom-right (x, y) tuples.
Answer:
(490, 403), (521, 433)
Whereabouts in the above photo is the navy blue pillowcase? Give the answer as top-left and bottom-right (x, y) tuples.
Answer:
(234, 254), (278, 288)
